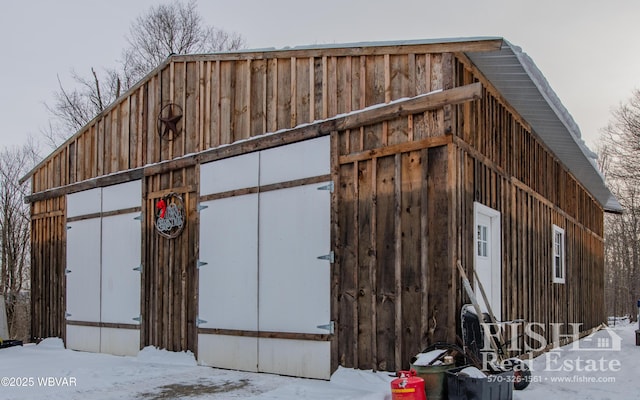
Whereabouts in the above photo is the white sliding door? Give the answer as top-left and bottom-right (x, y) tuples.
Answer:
(198, 136), (332, 379)
(66, 181), (141, 356)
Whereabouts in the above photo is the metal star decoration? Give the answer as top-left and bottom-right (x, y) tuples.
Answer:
(157, 103), (183, 141)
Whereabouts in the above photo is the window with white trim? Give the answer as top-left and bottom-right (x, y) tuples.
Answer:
(552, 225), (565, 284)
(477, 224), (489, 258)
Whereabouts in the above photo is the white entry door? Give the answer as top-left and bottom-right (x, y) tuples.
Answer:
(473, 202), (502, 320)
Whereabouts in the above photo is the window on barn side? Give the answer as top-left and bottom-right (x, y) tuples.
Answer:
(552, 225), (565, 284)
(477, 224), (489, 258)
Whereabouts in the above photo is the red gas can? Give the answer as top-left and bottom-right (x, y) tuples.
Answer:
(391, 370), (427, 400)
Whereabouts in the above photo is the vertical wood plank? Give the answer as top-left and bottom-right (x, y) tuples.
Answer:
(384, 54), (391, 103)
(356, 159), (373, 369)
(168, 62), (178, 160)
(254, 60), (266, 137)
(337, 160), (358, 368)
(210, 60), (221, 148)
(426, 145), (450, 343)
(393, 153), (402, 370)
(250, 59), (266, 136)
(359, 56), (366, 110)
(177, 61), (187, 157)
(267, 58), (278, 133)
(375, 155), (396, 371)
(446, 143), (456, 344)
(277, 58), (291, 130)
(366, 55), (385, 107)
(219, 61), (233, 145)
(420, 148), (430, 350)
(199, 61), (207, 151)
(290, 57), (297, 127)
(158, 67), (170, 162)
(323, 56), (330, 119)
(329, 131), (340, 373)
(233, 59), (250, 141)
(120, 100), (130, 170)
(309, 57), (316, 122)
(130, 90), (140, 168)
(185, 61), (198, 154)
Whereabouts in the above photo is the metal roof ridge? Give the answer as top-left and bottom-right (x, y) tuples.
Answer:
(478, 40), (622, 212)
(198, 36), (506, 55)
(505, 41), (598, 161)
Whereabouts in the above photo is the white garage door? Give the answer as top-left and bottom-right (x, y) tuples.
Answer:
(198, 194), (259, 372)
(100, 213), (141, 324)
(66, 217), (102, 352)
(258, 184), (330, 334)
(257, 183), (331, 378)
(66, 181), (141, 356)
(198, 136), (332, 379)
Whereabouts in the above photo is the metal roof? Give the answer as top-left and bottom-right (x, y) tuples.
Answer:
(465, 40), (622, 213)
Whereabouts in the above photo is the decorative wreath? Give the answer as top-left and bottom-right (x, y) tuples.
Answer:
(154, 192), (186, 239)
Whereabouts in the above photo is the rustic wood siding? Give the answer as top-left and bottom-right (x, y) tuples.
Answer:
(28, 45), (466, 344)
(455, 148), (604, 348)
(142, 167), (199, 353)
(454, 56), (603, 236)
(30, 197), (66, 341)
(31, 50), (457, 194)
(453, 55), (605, 349)
(335, 112), (456, 372)
(28, 39), (606, 373)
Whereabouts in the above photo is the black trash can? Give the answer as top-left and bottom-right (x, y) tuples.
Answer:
(446, 366), (513, 400)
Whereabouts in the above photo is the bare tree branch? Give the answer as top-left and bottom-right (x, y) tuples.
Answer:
(121, 0), (244, 85)
(91, 68), (104, 111)
(0, 139), (39, 338)
(43, 0), (245, 149)
(600, 89), (640, 320)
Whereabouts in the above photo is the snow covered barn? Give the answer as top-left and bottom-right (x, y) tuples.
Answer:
(23, 37), (620, 379)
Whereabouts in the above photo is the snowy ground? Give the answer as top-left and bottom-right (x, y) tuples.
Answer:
(514, 319), (639, 400)
(1, 321), (638, 400)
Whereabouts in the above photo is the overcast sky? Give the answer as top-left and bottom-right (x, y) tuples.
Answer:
(1, 0), (639, 156)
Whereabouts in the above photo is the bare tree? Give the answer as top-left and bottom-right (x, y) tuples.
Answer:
(0, 140), (39, 339)
(121, 0), (244, 86)
(603, 183), (640, 321)
(42, 68), (121, 148)
(600, 89), (640, 321)
(44, 0), (245, 148)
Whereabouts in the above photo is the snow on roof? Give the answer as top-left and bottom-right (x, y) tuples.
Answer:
(465, 40), (622, 213)
(201, 36), (505, 55)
